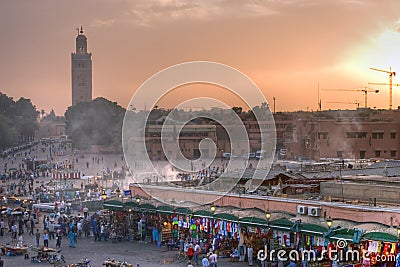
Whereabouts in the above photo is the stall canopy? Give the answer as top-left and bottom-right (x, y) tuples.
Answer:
(175, 207), (192, 215)
(327, 228), (362, 243)
(103, 200), (123, 211)
(124, 201), (139, 209)
(239, 216), (268, 228)
(193, 210), (214, 219)
(269, 218), (293, 231)
(363, 232), (398, 243)
(157, 205), (174, 215)
(299, 223), (328, 236)
(139, 203), (157, 212)
(214, 213), (239, 222)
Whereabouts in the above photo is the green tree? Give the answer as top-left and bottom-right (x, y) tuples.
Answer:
(65, 97), (126, 149)
(0, 93), (38, 149)
(13, 97), (39, 142)
(0, 114), (18, 151)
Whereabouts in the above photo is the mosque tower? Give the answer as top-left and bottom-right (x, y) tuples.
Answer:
(71, 26), (92, 106)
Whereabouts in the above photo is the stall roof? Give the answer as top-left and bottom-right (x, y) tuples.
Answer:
(300, 223), (328, 236)
(363, 232), (398, 243)
(139, 203), (157, 212)
(328, 228), (357, 242)
(193, 210), (214, 218)
(124, 201), (139, 208)
(103, 200), (123, 211)
(175, 207), (192, 215)
(157, 205), (174, 214)
(214, 213), (239, 222)
(239, 216), (268, 228)
(269, 218), (293, 231)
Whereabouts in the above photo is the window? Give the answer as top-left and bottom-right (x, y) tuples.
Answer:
(391, 150), (396, 157)
(359, 150), (365, 159)
(318, 132), (328, 139)
(375, 150), (381, 157)
(346, 132), (367, 138)
(337, 151), (343, 158)
(372, 132), (384, 139)
(391, 132), (396, 139)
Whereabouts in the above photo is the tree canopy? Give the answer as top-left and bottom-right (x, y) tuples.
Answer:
(65, 97), (126, 149)
(0, 92), (39, 151)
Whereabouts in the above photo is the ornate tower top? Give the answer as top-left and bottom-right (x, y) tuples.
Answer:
(75, 26), (88, 54)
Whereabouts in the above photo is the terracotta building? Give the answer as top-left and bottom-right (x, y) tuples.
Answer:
(284, 109), (400, 160)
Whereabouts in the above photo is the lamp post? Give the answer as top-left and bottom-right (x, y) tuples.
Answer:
(265, 210), (271, 227)
(327, 217), (333, 229)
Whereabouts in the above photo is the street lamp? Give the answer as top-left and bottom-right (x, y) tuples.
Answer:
(265, 210), (271, 220)
(135, 197), (141, 204)
(210, 204), (216, 214)
(327, 217), (333, 228)
(102, 189), (107, 200)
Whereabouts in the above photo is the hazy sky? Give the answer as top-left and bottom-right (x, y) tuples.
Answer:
(1, 0), (400, 115)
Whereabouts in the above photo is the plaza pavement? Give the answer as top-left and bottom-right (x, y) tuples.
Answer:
(1, 223), (251, 267)
(0, 146), (257, 266)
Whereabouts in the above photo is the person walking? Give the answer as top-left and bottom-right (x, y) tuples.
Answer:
(30, 216), (35, 235)
(56, 229), (62, 248)
(48, 221), (55, 240)
(194, 242), (201, 265)
(209, 251), (218, 267)
(0, 219), (4, 237)
(43, 230), (49, 247)
(202, 255), (210, 267)
(68, 229), (76, 248)
(35, 229), (40, 247)
(247, 244), (254, 266)
(239, 242), (246, 262)
(187, 244), (194, 262)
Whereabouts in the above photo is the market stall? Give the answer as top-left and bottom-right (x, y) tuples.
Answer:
(361, 232), (398, 267)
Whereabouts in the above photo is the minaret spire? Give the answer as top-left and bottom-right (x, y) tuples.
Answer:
(80, 25), (83, 34)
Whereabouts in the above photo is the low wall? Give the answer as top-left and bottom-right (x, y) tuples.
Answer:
(129, 184), (400, 226)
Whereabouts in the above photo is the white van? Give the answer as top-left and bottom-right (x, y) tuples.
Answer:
(32, 203), (55, 212)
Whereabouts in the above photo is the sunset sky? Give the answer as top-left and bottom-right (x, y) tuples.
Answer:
(1, 0), (400, 115)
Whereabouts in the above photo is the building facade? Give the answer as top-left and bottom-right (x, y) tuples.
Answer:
(71, 26), (92, 106)
(145, 124), (217, 160)
(284, 109), (400, 160)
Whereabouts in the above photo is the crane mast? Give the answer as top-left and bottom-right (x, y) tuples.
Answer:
(369, 67), (396, 109)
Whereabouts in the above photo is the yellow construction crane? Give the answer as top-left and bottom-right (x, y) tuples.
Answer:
(322, 87), (379, 108)
(369, 67), (400, 110)
(327, 101), (360, 109)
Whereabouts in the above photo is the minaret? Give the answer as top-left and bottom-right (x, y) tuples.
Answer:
(71, 26), (92, 106)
